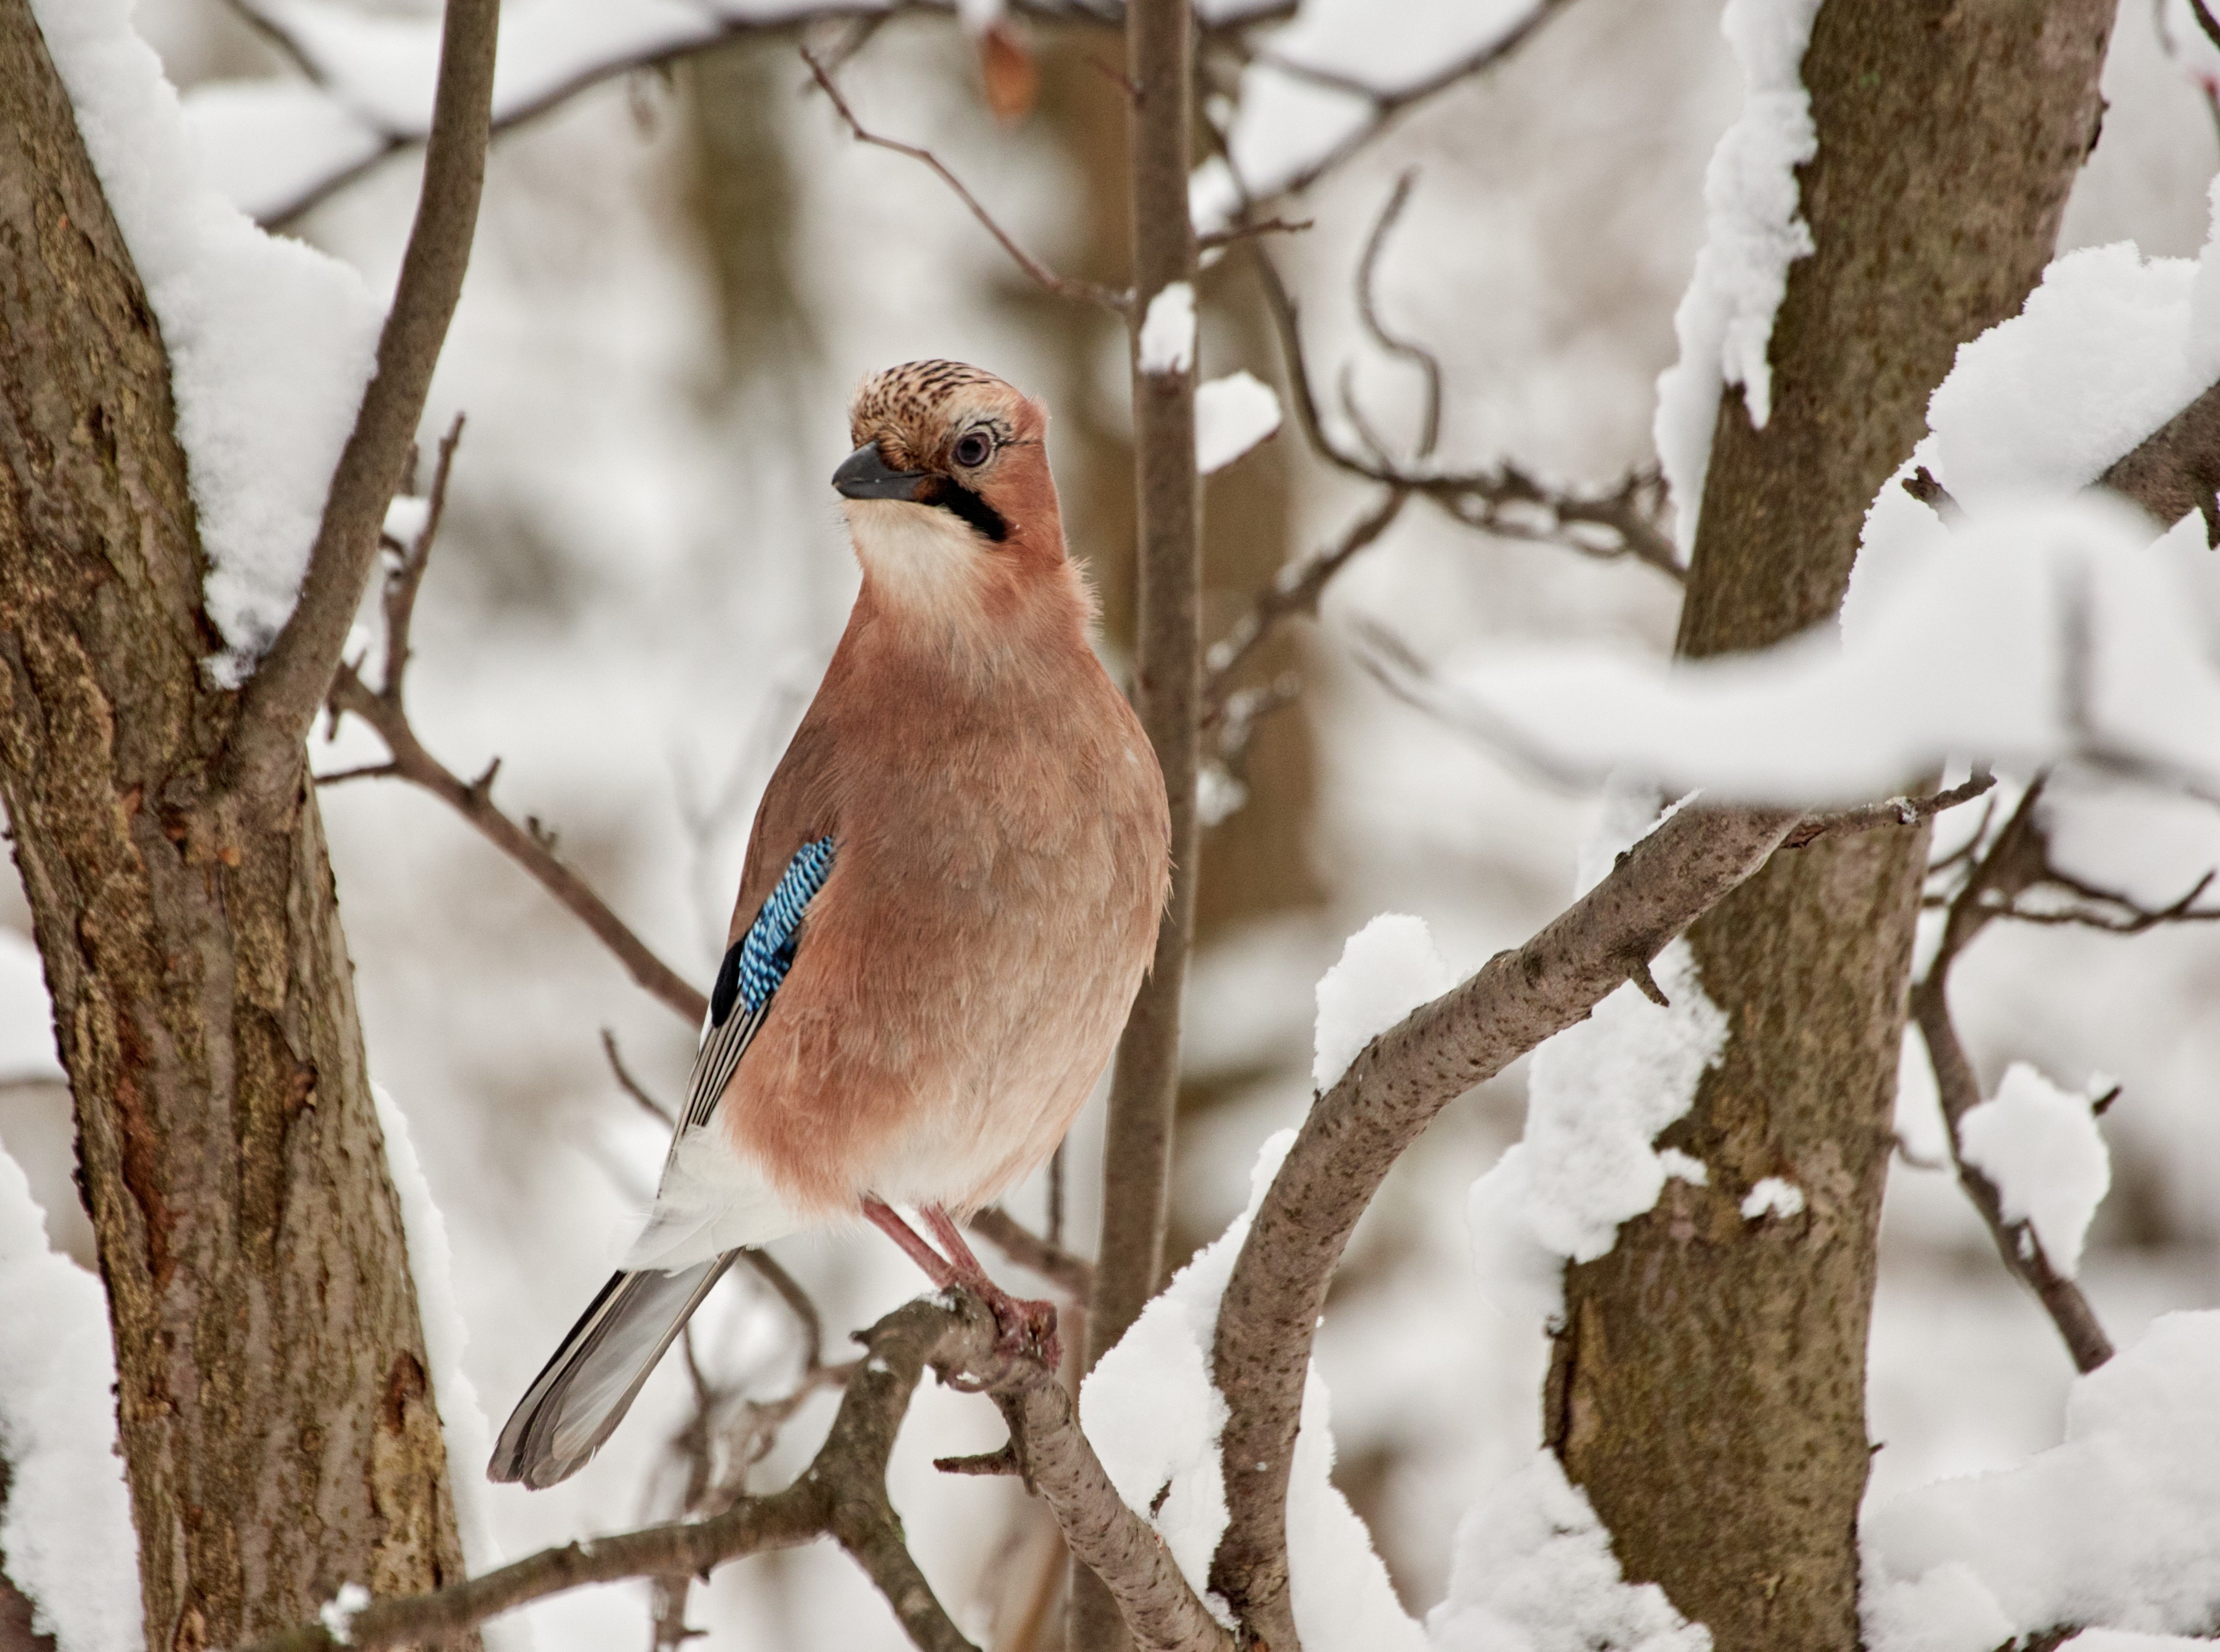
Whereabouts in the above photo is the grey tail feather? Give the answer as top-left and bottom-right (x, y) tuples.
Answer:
(488, 1254), (736, 1490)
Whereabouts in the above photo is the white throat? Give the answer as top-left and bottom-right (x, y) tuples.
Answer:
(843, 498), (992, 624)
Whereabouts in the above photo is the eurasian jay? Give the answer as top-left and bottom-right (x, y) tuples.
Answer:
(489, 360), (1172, 1490)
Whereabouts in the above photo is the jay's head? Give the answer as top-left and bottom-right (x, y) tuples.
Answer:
(835, 361), (1071, 618)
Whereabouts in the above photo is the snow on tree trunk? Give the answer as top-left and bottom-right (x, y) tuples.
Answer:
(1546, 5), (2114, 1652)
(0, 7), (473, 1648)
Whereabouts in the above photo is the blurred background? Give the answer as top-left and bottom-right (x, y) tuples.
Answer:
(5, 0), (2220, 1645)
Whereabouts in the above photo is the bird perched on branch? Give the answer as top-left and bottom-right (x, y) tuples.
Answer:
(490, 361), (1171, 1490)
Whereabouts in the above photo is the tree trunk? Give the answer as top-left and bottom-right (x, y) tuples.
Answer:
(1546, 6), (2112, 1652)
(0, 9), (471, 1649)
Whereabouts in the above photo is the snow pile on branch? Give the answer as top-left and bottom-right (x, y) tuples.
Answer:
(1651, 0), (1824, 552)
(36, 0), (382, 684)
(371, 1088), (520, 1636)
(1196, 372), (1284, 475)
(0, 1148), (142, 1652)
(1427, 1452), (1711, 1652)
(1084, 1132), (1424, 1651)
(1845, 185), (2220, 640)
(1138, 283), (1198, 377)
(1865, 1312), (2220, 1652)
(1422, 492), (2220, 805)
(1312, 914), (1456, 1091)
(1955, 1064), (2111, 1279)
(1189, 0), (1546, 235)
(1468, 786), (1726, 1320)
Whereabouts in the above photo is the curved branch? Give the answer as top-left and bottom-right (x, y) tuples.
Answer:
(220, 1292), (1229, 1652)
(1205, 802), (1799, 1646)
(220, 0), (498, 813)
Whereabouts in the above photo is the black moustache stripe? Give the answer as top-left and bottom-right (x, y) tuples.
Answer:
(916, 475), (1008, 543)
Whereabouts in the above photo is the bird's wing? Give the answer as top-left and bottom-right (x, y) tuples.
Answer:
(668, 835), (838, 1155)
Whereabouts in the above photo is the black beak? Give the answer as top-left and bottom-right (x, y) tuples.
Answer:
(832, 442), (930, 501)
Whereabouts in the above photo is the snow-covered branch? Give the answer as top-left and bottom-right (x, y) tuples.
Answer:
(221, 0), (498, 815)
(1207, 799), (1800, 1647)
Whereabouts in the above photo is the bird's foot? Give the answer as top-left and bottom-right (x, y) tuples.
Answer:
(940, 1279), (1059, 1389)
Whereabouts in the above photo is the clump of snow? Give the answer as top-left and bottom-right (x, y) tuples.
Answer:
(1083, 1131), (1423, 1651)
(372, 1086), (526, 1652)
(1425, 492), (2220, 806)
(1656, 1149), (1709, 1187)
(1847, 180), (2220, 645)
(319, 1582), (371, 1645)
(382, 494), (432, 547)
(1468, 786), (1728, 1319)
(1195, 371), (1283, 474)
(1955, 1064), (2110, 1279)
(34, 0), (383, 684)
(1312, 914), (1457, 1092)
(0, 1146), (142, 1652)
(1138, 283), (1197, 377)
(1738, 1177), (1804, 1222)
(1651, 0), (1824, 552)
(0, 934), (64, 1083)
(1865, 1312), (2220, 1650)
(1196, 761), (1249, 827)
(1427, 1452), (1711, 1652)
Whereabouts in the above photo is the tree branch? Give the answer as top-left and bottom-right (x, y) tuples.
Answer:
(1248, 237), (1680, 580)
(1206, 801), (1801, 1646)
(800, 46), (1125, 313)
(323, 662), (706, 1024)
(222, 1292), (1230, 1652)
(220, 0), (498, 815)
(2097, 377), (2220, 547)
(1779, 772), (1997, 849)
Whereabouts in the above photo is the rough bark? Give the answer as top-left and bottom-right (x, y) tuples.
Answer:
(1078, 3), (1199, 1646)
(1547, 7), (2114, 1652)
(0, 8), (471, 1648)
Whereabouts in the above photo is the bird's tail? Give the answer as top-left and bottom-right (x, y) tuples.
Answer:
(488, 1254), (735, 1489)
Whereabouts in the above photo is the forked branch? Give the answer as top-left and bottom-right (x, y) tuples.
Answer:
(219, 1294), (1229, 1652)
(222, 0), (498, 814)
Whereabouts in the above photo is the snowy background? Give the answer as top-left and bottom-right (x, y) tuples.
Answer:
(7, 0), (2220, 1648)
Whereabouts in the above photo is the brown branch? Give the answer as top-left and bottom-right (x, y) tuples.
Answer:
(1350, 170), (1440, 461)
(968, 1206), (1094, 1299)
(1910, 777), (2113, 1373)
(228, 0), (1293, 227)
(600, 1028), (676, 1125)
(322, 663), (706, 1023)
(1249, 241), (1682, 580)
(1779, 772), (1997, 849)
(1206, 801), (1801, 1646)
(220, 0), (498, 814)
(2098, 376), (2220, 547)
(221, 1299), (978, 1652)
(1229, 0), (1581, 206)
(799, 46), (1125, 313)
(223, 1292), (1230, 1652)
(1202, 489), (1408, 721)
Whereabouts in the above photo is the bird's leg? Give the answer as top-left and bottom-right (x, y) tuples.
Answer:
(862, 1199), (963, 1291)
(922, 1205), (1059, 1368)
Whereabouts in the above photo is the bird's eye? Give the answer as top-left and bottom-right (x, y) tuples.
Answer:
(952, 431), (993, 468)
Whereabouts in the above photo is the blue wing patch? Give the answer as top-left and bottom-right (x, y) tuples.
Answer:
(712, 837), (837, 1026)
(681, 838), (837, 1136)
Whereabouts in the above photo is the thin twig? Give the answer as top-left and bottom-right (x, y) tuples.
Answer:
(968, 1206), (1094, 1299)
(601, 1029), (676, 1125)
(1351, 171), (1440, 460)
(1780, 773), (1998, 849)
(1911, 776), (2114, 1373)
(223, 0), (1294, 227)
(799, 46), (1126, 313)
(1226, 0), (1580, 206)
(221, 0), (498, 815)
(1249, 242), (1682, 580)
